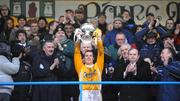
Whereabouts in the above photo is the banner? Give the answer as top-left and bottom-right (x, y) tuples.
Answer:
(55, 0), (180, 25)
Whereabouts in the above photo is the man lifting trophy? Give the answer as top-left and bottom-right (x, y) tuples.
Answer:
(74, 23), (104, 101)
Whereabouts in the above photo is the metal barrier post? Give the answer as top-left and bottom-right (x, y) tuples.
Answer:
(79, 83), (83, 101)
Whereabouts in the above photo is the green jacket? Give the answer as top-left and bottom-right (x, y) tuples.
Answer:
(56, 39), (75, 79)
(108, 44), (120, 62)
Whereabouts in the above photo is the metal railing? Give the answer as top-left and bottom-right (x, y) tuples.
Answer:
(0, 81), (180, 101)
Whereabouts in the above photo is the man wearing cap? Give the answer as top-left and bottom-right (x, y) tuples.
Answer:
(136, 31), (162, 67)
(104, 17), (136, 48)
(53, 26), (78, 101)
(53, 25), (74, 75)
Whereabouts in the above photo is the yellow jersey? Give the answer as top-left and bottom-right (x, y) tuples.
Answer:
(74, 40), (104, 90)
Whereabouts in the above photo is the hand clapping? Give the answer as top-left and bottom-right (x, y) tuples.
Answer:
(50, 58), (59, 70)
(125, 63), (137, 73)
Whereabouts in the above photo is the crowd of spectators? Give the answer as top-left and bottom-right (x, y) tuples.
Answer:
(0, 4), (180, 101)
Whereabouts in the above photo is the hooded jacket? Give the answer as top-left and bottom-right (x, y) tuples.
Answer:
(0, 55), (20, 95)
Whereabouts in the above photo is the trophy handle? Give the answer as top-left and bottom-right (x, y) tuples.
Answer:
(74, 28), (83, 42)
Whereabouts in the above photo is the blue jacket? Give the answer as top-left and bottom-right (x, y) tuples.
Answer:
(104, 28), (135, 47)
(135, 25), (166, 66)
(140, 43), (161, 66)
(157, 61), (180, 101)
(135, 25), (167, 43)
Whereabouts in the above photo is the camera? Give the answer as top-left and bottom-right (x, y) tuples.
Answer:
(11, 44), (24, 57)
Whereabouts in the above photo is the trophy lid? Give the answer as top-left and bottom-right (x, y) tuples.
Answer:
(81, 23), (95, 35)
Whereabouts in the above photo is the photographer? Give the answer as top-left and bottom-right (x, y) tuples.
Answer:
(0, 41), (21, 101)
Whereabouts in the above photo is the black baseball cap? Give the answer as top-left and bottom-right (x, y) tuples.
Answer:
(145, 31), (157, 39)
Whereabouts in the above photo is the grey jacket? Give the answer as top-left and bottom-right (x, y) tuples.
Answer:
(0, 55), (20, 94)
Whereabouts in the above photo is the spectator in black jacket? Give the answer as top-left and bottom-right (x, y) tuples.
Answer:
(31, 41), (62, 101)
(113, 48), (152, 101)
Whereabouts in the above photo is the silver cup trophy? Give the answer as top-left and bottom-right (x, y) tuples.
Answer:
(74, 23), (95, 44)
